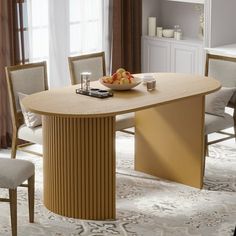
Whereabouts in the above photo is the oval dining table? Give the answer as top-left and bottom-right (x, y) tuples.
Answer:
(22, 73), (221, 220)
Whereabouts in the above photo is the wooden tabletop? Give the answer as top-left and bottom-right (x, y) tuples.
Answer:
(22, 73), (221, 117)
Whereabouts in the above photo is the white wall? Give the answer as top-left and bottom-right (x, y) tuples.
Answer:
(142, 0), (160, 36)
(210, 0), (236, 47)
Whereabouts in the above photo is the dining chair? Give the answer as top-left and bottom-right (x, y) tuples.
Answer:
(204, 53), (236, 155)
(5, 62), (48, 158)
(68, 52), (106, 84)
(0, 158), (35, 236)
(68, 52), (135, 134)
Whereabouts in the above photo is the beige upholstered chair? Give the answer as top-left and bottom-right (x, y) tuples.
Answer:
(0, 158), (35, 236)
(68, 52), (135, 133)
(68, 52), (106, 84)
(205, 53), (236, 153)
(5, 62), (48, 158)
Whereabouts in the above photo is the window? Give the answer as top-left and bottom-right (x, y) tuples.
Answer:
(70, 0), (103, 55)
(27, 0), (49, 61)
(25, 0), (108, 87)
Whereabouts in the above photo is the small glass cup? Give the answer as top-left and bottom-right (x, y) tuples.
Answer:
(146, 80), (156, 91)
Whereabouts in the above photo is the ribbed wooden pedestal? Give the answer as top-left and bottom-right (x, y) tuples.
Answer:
(42, 116), (115, 220)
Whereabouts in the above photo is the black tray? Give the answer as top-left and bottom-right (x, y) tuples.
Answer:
(76, 88), (113, 99)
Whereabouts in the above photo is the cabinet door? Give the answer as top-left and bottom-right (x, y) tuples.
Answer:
(142, 38), (171, 73)
(171, 43), (203, 74)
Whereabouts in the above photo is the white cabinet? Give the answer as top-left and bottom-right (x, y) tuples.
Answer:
(171, 42), (203, 74)
(142, 36), (203, 74)
(142, 38), (171, 72)
(142, 0), (236, 75)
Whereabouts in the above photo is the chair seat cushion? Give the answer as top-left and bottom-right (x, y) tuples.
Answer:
(18, 124), (42, 145)
(205, 113), (234, 135)
(116, 113), (135, 131)
(0, 158), (35, 189)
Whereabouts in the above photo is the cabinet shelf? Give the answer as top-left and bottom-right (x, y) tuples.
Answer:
(205, 44), (236, 58)
(167, 0), (204, 4)
(143, 35), (203, 46)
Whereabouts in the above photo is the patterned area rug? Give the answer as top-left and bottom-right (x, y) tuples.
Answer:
(0, 133), (236, 236)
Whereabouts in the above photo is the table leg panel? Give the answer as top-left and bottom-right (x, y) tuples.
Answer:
(43, 115), (116, 220)
(135, 96), (205, 189)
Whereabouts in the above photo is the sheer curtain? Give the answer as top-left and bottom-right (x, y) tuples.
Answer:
(26, 0), (111, 88)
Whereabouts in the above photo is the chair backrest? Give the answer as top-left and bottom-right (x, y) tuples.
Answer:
(5, 62), (48, 129)
(68, 52), (106, 85)
(205, 53), (236, 108)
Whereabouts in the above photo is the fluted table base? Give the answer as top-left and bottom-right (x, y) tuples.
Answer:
(42, 116), (115, 220)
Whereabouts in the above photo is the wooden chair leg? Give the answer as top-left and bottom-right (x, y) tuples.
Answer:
(11, 130), (18, 159)
(120, 129), (135, 135)
(234, 126), (236, 143)
(9, 189), (17, 236)
(204, 135), (209, 157)
(28, 175), (35, 223)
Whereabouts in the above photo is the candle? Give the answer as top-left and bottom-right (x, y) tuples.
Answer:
(156, 27), (163, 38)
(148, 17), (156, 37)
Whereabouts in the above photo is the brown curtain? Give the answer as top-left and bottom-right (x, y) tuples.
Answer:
(0, 0), (20, 148)
(112, 0), (142, 74)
